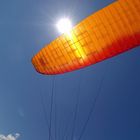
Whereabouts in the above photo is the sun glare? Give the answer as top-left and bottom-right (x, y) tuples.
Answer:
(56, 18), (72, 34)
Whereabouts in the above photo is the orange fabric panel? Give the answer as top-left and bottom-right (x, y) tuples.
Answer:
(32, 0), (140, 75)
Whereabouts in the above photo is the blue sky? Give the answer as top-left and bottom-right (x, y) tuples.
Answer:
(0, 0), (140, 140)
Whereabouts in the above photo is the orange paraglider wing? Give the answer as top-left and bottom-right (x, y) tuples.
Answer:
(32, 0), (140, 75)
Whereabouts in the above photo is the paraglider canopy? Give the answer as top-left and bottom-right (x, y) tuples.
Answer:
(32, 0), (140, 75)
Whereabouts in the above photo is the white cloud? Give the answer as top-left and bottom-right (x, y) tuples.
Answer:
(0, 133), (20, 140)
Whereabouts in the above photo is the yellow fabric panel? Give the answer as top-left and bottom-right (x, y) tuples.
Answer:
(32, 0), (140, 75)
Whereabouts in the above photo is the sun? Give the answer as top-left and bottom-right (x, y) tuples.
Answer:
(56, 18), (72, 34)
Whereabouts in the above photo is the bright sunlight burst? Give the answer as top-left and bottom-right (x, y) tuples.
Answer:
(56, 18), (72, 34)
